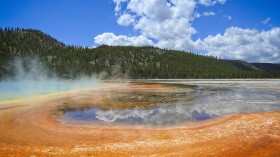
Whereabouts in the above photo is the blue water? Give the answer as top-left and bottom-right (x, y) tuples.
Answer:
(0, 80), (102, 100)
(62, 88), (280, 126)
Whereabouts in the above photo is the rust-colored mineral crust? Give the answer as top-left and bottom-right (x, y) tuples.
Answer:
(0, 83), (279, 156)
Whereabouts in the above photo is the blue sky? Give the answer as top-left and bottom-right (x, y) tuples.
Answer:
(193, 0), (280, 39)
(1, 0), (280, 63)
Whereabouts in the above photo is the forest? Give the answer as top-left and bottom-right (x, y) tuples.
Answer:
(0, 28), (279, 79)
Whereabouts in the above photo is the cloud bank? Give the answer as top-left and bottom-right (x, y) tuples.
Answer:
(94, 0), (280, 63)
(198, 27), (280, 63)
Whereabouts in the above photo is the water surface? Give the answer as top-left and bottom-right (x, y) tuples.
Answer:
(60, 85), (280, 126)
(0, 80), (103, 100)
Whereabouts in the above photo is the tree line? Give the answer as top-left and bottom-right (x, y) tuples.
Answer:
(0, 28), (279, 79)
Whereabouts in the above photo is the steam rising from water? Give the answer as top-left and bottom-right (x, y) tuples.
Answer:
(2, 57), (279, 127)
(0, 57), (102, 100)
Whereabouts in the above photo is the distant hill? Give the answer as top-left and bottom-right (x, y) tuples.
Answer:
(0, 28), (279, 79)
(225, 60), (280, 72)
(224, 60), (260, 71)
(251, 63), (280, 72)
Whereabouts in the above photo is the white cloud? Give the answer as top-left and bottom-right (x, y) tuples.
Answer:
(135, 17), (196, 40)
(198, 0), (226, 6)
(112, 0), (128, 12)
(224, 15), (232, 20)
(262, 17), (270, 24)
(97, 0), (198, 51)
(193, 12), (201, 19)
(93, 0), (280, 63)
(203, 11), (215, 16)
(117, 14), (135, 26)
(200, 27), (280, 63)
(127, 0), (173, 21)
(94, 33), (154, 46)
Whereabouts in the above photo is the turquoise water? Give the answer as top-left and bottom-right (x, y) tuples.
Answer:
(0, 80), (102, 100)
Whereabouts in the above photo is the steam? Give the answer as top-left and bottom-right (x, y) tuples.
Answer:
(9, 57), (52, 81)
(0, 57), (102, 100)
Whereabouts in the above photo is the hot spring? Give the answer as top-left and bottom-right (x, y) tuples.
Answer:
(0, 80), (105, 100)
(56, 83), (280, 127)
